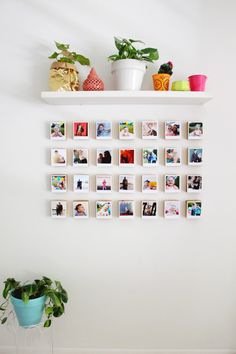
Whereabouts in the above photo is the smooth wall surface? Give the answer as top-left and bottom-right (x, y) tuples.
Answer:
(0, 0), (236, 352)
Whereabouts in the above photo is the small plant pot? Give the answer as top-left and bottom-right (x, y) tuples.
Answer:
(111, 59), (146, 90)
(152, 73), (171, 91)
(188, 74), (207, 91)
(49, 62), (80, 91)
(11, 295), (46, 328)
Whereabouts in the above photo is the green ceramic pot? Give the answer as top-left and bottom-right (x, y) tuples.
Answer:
(171, 81), (190, 91)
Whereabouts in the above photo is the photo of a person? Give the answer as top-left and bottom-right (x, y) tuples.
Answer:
(119, 175), (135, 193)
(73, 122), (89, 139)
(73, 175), (89, 193)
(73, 149), (88, 166)
(142, 148), (158, 166)
(119, 201), (134, 218)
(96, 121), (112, 139)
(50, 121), (65, 140)
(187, 200), (202, 218)
(142, 121), (158, 139)
(73, 201), (89, 218)
(164, 201), (180, 219)
(119, 149), (135, 166)
(165, 148), (181, 166)
(142, 175), (158, 192)
(165, 175), (180, 192)
(51, 149), (67, 166)
(51, 201), (67, 218)
(51, 175), (67, 192)
(142, 201), (157, 218)
(97, 149), (112, 166)
(188, 148), (203, 165)
(96, 175), (112, 192)
(165, 121), (181, 139)
(187, 175), (202, 192)
(188, 122), (203, 139)
(119, 121), (135, 139)
(96, 201), (112, 219)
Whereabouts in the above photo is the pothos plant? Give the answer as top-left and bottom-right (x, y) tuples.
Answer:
(108, 37), (159, 63)
(0, 277), (68, 327)
(49, 41), (90, 66)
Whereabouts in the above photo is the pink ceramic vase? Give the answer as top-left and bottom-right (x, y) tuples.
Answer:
(83, 68), (104, 91)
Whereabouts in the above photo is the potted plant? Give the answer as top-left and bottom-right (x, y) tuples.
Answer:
(108, 37), (159, 90)
(48, 41), (90, 91)
(152, 61), (173, 91)
(0, 276), (68, 328)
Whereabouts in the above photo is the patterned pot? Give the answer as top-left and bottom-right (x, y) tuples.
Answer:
(49, 62), (79, 91)
(83, 68), (104, 91)
(152, 73), (170, 91)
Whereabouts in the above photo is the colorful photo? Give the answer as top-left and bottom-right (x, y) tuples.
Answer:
(51, 148), (67, 166)
(188, 122), (203, 140)
(96, 175), (112, 192)
(142, 121), (158, 139)
(188, 148), (203, 165)
(50, 121), (66, 140)
(142, 175), (158, 193)
(164, 201), (180, 219)
(96, 121), (112, 139)
(51, 175), (67, 193)
(73, 149), (88, 166)
(165, 147), (181, 166)
(51, 201), (67, 218)
(187, 175), (203, 193)
(165, 121), (181, 139)
(186, 200), (202, 218)
(142, 148), (158, 166)
(119, 200), (134, 219)
(119, 175), (135, 193)
(97, 149), (112, 166)
(96, 201), (112, 219)
(119, 149), (135, 166)
(73, 201), (89, 219)
(73, 175), (89, 193)
(141, 201), (157, 219)
(73, 122), (89, 139)
(119, 121), (135, 139)
(165, 175), (180, 193)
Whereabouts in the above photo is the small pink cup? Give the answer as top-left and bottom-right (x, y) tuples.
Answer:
(188, 74), (207, 91)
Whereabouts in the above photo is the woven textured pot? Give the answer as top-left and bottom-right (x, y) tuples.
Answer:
(49, 62), (79, 91)
(152, 73), (171, 91)
(83, 68), (104, 91)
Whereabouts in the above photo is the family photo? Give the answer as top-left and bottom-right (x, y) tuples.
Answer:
(96, 201), (112, 219)
(188, 122), (203, 139)
(119, 121), (135, 139)
(96, 175), (112, 192)
(51, 201), (67, 218)
(141, 201), (157, 218)
(186, 200), (202, 218)
(73, 122), (89, 139)
(164, 200), (180, 218)
(73, 149), (88, 166)
(142, 175), (158, 192)
(119, 149), (135, 166)
(97, 149), (112, 165)
(50, 121), (66, 140)
(165, 175), (180, 192)
(165, 148), (181, 166)
(51, 175), (67, 193)
(142, 148), (158, 166)
(73, 175), (89, 193)
(165, 121), (181, 139)
(142, 121), (158, 139)
(119, 200), (134, 218)
(119, 175), (135, 193)
(51, 148), (67, 166)
(96, 121), (112, 139)
(73, 201), (89, 218)
(187, 175), (202, 192)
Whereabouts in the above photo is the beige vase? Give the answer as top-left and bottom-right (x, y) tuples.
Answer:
(49, 62), (79, 91)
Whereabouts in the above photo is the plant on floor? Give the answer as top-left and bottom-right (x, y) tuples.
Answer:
(49, 41), (90, 66)
(108, 37), (159, 62)
(0, 276), (68, 328)
(158, 61), (173, 75)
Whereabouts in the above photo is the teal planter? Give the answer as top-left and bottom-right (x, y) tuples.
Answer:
(11, 295), (46, 328)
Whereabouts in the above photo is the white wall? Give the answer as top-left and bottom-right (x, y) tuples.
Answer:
(0, 0), (236, 352)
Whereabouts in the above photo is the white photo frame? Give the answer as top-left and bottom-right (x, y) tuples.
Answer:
(96, 121), (112, 139)
(96, 175), (112, 193)
(142, 121), (158, 140)
(119, 200), (135, 219)
(165, 147), (181, 166)
(119, 175), (135, 193)
(119, 121), (135, 140)
(51, 200), (67, 218)
(96, 148), (113, 166)
(73, 175), (89, 193)
(50, 121), (66, 141)
(165, 121), (181, 139)
(142, 175), (158, 193)
(119, 149), (135, 167)
(188, 122), (203, 140)
(73, 121), (89, 140)
(142, 148), (159, 167)
(96, 201), (112, 219)
(141, 201), (158, 219)
(51, 148), (67, 167)
(164, 200), (180, 219)
(72, 148), (88, 167)
(165, 175), (181, 193)
(188, 148), (203, 166)
(187, 175), (202, 193)
(186, 200), (202, 218)
(73, 201), (89, 219)
(51, 175), (67, 193)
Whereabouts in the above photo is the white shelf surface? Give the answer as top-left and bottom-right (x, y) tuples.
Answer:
(41, 90), (213, 106)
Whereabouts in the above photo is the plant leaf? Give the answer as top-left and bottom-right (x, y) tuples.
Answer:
(45, 307), (53, 316)
(22, 292), (29, 304)
(129, 39), (145, 44)
(55, 41), (69, 51)
(72, 54), (90, 66)
(44, 319), (51, 328)
(58, 57), (75, 64)
(1, 317), (7, 324)
(48, 52), (59, 59)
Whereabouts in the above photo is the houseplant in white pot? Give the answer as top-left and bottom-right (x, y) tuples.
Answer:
(0, 276), (68, 328)
(108, 37), (159, 90)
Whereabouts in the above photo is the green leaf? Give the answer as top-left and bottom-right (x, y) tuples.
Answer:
(47, 292), (61, 308)
(44, 319), (51, 328)
(72, 54), (90, 66)
(48, 52), (59, 59)
(58, 57), (75, 64)
(22, 292), (29, 304)
(55, 41), (69, 51)
(45, 306), (53, 316)
(53, 304), (64, 317)
(129, 39), (145, 44)
(114, 37), (123, 50)
(1, 317), (7, 324)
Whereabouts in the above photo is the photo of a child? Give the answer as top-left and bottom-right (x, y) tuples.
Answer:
(51, 149), (67, 166)
(142, 121), (158, 139)
(187, 201), (202, 218)
(165, 121), (181, 139)
(73, 122), (89, 139)
(142, 148), (158, 166)
(96, 121), (112, 139)
(96, 175), (112, 192)
(96, 201), (112, 219)
(73, 149), (88, 166)
(51, 175), (67, 193)
(165, 148), (181, 166)
(50, 121), (65, 140)
(142, 201), (157, 218)
(187, 175), (202, 192)
(73, 201), (89, 218)
(188, 122), (203, 139)
(164, 201), (180, 219)
(165, 175), (180, 192)
(119, 121), (135, 139)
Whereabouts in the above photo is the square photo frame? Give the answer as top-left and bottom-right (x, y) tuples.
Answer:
(142, 121), (158, 139)
(188, 122), (203, 140)
(96, 121), (112, 139)
(165, 121), (181, 139)
(165, 147), (181, 166)
(142, 175), (158, 193)
(96, 175), (112, 193)
(51, 200), (67, 218)
(119, 121), (135, 140)
(188, 148), (203, 166)
(142, 148), (158, 167)
(141, 201), (158, 219)
(73, 121), (89, 140)
(50, 121), (66, 141)
(51, 148), (67, 167)
(51, 175), (67, 193)
(186, 200), (202, 218)
(164, 200), (180, 219)
(73, 201), (89, 219)
(73, 175), (89, 193)
(73, 148), (88, 167)
(96, 201), (112, 219)
(165, 175), (181, 193)
(119, 175), (135, 193)
(97, 148), (112, 166)
(119, 200), (135, 219)
(187, 175), (203, 193)
(119, 149), (135, 166)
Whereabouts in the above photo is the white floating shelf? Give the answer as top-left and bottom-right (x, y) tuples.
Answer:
(41, 91), (213, 106)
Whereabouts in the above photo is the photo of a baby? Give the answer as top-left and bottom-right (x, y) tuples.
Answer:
(51, 149), (67, 166)
(188, 122), (203, 140)
(165, 121), (181, 139)
(186, 200), (202, 218)
(164, 201), (180, 219)
(119, 121), (135, 139)
(165, 175), (180, 192)
(142, 175), (158, 193)
(73, 201), (89, 218)
(165, 148), (181, 166)
(50, 121), (66, 140)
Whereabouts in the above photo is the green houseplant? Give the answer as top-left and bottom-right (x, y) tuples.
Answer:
(108, 37), (159, 90)
(0, 277), (68, 328)
(152, 61), (173, 91)
(48, 41), (90, 91)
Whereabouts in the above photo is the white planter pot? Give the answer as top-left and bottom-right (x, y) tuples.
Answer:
(111, 59), (146, 90)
